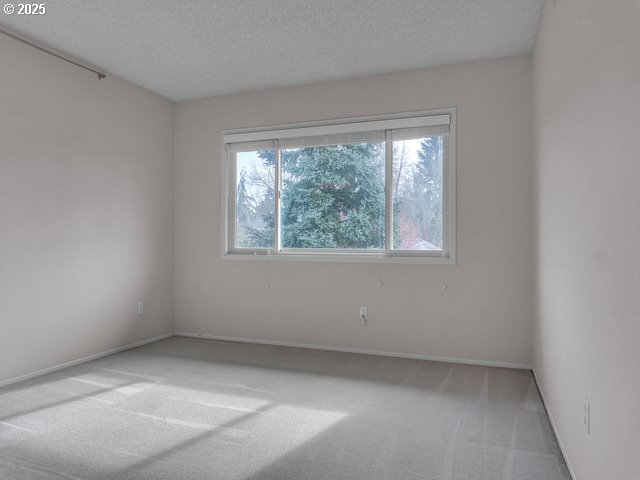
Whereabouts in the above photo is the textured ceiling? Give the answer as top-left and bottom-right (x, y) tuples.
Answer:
(0, 0), (544, 101)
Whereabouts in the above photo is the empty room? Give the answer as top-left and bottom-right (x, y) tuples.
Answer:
(1, 1), (638, 479)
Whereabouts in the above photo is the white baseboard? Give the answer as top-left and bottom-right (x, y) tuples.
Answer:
(0, 329), (532, 386)
(174, 331), (532, 370)
(532, 369), (577, 480)
(0, 332), (173, 388)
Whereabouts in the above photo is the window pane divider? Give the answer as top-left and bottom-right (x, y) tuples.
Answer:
(275, 142), (282, 253)
(384, 130), (393, 253)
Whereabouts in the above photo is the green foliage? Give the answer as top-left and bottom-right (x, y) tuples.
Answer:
(246, 143), (384, 248)
(241, 137), (443, 250)
(280, 144), (385, 248)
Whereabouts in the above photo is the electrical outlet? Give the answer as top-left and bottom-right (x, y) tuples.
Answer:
(137, 302), (144, 315)
(583, 398), (590, 435)
(359, 306), (367, 326)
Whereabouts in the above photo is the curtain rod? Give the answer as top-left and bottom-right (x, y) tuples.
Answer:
(0, 28), (106, 79)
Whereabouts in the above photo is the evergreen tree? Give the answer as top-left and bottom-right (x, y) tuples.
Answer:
(248, 143), (385, 249)
(242, 138), (443, 250)
(236, 169), (255, 245)
(391, 136), (444, 249)
(414, 136), (443, 247)
(244, 155), (276, 248)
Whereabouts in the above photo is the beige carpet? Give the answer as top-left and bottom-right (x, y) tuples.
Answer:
(0, 337), (570, 479)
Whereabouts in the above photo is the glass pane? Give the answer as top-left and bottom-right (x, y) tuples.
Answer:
(392, 137), (444, 250)
(281, 143), (385, 249)
(235, 150), (275, 248)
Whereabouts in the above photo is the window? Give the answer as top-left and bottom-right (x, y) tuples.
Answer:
(223, 109), (455, 263)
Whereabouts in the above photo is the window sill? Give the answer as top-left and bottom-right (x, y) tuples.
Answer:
(221, 252), (456, 265)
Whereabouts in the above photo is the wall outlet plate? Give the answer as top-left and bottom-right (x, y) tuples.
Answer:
(359, 306), (367, 326)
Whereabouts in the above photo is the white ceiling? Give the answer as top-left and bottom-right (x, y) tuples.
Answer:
(0, 0), (544, 101)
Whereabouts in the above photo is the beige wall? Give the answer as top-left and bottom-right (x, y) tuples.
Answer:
(174, 55), (534, 366)
(0, 35), (174, 382)
(533, 1), (640, 479)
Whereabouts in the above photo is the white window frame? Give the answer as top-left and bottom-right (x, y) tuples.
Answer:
(221, 108), (456, 264)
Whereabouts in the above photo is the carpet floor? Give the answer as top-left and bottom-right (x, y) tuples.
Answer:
(0, 337), (571, 479)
